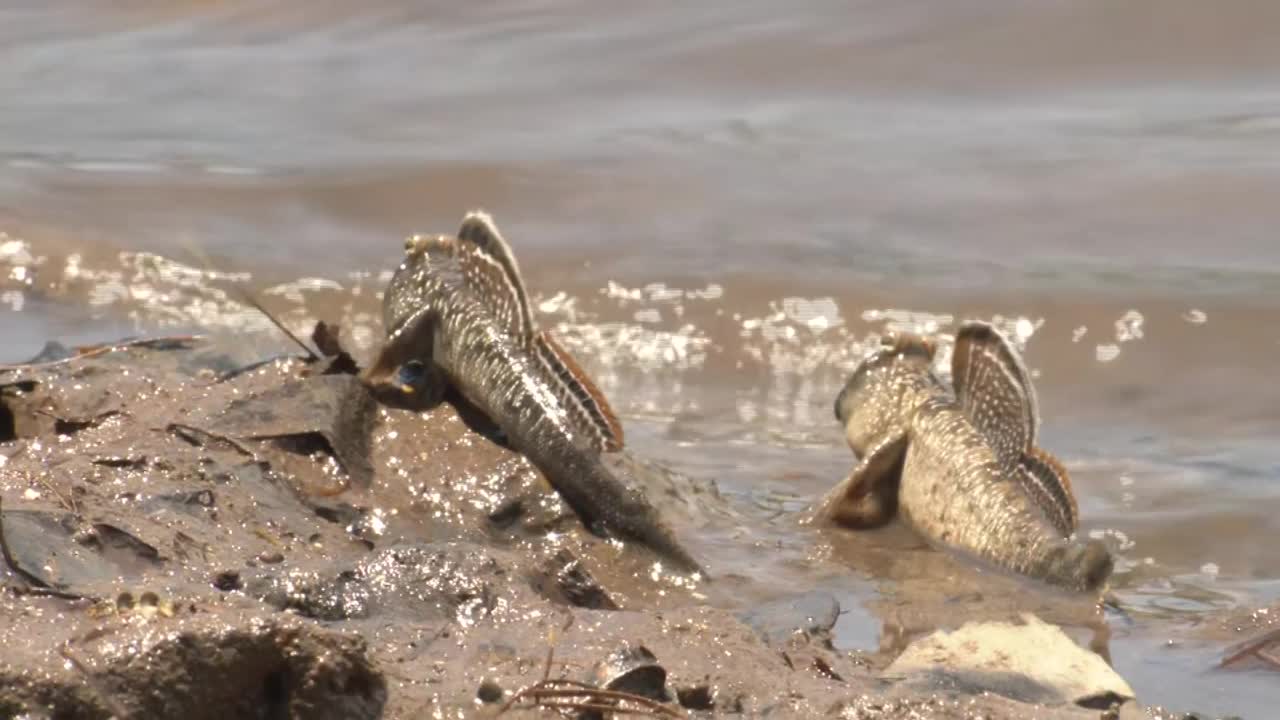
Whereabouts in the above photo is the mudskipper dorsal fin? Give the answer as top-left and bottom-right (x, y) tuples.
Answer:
(1017, 447), (1079, 537)
(807, 431), (908, 528)
(951, 321), (1039, 473)
(454, 211), (625, 452)
(455, 211), (537, 343)
(535, 331), (625, 452)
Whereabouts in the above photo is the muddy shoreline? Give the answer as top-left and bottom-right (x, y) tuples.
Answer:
(0, 333), (1244, 719)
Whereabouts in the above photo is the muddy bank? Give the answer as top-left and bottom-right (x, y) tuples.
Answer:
(0, 335), (1188, 718)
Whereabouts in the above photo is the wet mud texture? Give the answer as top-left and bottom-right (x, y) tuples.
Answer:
(1, 338), (1128, 718)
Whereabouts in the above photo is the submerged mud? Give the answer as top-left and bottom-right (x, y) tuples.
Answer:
(0, 334), (1163, 719)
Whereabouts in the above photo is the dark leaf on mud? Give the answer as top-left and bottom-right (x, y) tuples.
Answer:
(312, 320), (360, 375)
(89, 523), (163, 567)
(0, 509), (117, 589)
(311, 321), (345, 357)
(209, 375), (376, 487)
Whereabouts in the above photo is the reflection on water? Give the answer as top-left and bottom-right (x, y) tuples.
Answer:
(3, 1), (1280, 716)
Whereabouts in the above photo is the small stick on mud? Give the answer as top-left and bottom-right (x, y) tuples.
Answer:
(178, 240), (319, 362)
(236, 293), (320, 363)
(0, 496), (90, 600)
(0, 335), (206, 372)
(2, 584), (91, 600)
(498, 613), (684, 718)
(1220, 626), (1280, 669)
(32, 475), (78, 516)
(544, 613), (576, 682)
(499, 684), (685, 718)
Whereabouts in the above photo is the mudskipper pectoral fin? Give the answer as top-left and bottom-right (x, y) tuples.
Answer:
(1017, 447), (1080, 537)
(951, 321), (1040, 473)
(808, 432), (908, 529)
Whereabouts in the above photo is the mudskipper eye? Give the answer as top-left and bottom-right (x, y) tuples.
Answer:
(397, 360), (428, 389)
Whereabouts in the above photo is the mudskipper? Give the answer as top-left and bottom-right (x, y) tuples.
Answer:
(810, 322), (1112, 592)
(362, 211), (703, 575)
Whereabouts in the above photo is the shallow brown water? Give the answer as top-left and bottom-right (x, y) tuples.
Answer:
(2, 1), (1280, 716)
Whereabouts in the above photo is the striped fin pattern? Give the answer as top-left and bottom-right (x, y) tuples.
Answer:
(455, 211), (536, 343)
(452, 211), (625, 452)
(1016, 447), (1079, 537)
(535, 330), (625, 453)
(951, 321), (1039, 474)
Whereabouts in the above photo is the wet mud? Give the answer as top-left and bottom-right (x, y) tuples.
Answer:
(0, 335), (1215, 719)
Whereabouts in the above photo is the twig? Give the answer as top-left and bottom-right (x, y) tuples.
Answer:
(499, 686), (684, 718)
(237, 293), (320, 363)
(543, 612), (577, 682)
(0, 335), (205, 372)
(33, 475), (77, 515)
(3, 584), (92, 601)
(178, 240), (318, 362)
(1220, 627), (1280, 668)
(0, 496), (91, 600)
(498, 612), (683, 719)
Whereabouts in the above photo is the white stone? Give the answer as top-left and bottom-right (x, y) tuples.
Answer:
(883, 613), (1135, 707)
